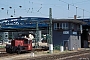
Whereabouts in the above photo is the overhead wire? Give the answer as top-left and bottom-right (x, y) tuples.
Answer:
(29, 0), (90, 18)
(59, 0), (90, 18)
(72, 0), (90, 4)
(0, 0), (69, 18)
(59, 0), (90, 13)
(0, 0), (90, 18)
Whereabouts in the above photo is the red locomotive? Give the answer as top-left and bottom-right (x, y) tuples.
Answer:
(6, 38), (32, 54)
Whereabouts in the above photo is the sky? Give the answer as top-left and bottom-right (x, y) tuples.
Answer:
(0, 0), (90, 19)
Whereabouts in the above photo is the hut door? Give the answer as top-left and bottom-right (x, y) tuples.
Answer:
(63, 40), (69, 50)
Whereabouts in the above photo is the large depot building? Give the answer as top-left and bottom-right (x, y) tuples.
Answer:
(0, 17), (89, 50)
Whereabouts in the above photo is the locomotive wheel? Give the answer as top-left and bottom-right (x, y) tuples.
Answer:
(9, 49), (13, 54)
(17, 46), (21, 54)
(9, 49), (12, 54)
(6, 48), (10, 53)
(17, 49), (21, 54)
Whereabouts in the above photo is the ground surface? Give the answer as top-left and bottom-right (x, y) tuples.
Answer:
(63, 53), (90, 60)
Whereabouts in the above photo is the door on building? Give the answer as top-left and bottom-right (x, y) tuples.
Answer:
(63, 40), (69, 50)
(81, 29), (88, 48)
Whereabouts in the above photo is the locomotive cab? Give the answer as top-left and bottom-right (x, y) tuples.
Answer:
(6, 38), (32, 54)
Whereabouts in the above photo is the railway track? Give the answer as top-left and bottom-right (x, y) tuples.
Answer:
(0, 48), (48, 57)
(0, 48), (90, 60)
(0, 51), (33, 57)
(0, 48), (27, 57)
(20, 50), (90, 60)
(0, 53), (17, 57)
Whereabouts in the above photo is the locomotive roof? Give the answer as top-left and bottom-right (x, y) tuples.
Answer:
(14, 38), (28, 40)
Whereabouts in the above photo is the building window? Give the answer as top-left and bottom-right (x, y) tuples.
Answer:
(62, 23), (69, 29)
(54, 23), (69, 30)
(62, 23), (65, 29)
(57, 23), (59, 29)
(59, 23), (62, 29)
(77, 24), (80, 30)
(54, 23), (57, 30)
(71, 23), (74, 30)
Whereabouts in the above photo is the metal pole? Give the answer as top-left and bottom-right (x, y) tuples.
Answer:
(38, 31), (41, 42)
(35, 21), (39, 48)
(49, 8), (53, 44)
(49, 8), (53, 53)
(83, 9), (84, 21)
(12, 32), (13, 39)
(76, 7), (77, 17)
